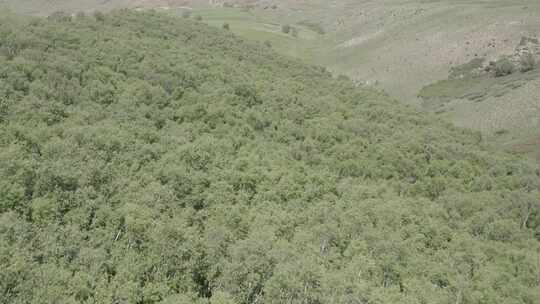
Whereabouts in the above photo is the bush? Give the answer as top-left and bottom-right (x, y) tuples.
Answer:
(47, 11), (72, 22)
(449, 58), (484, 79)
(298, 21), (326, 35)
(337, 74), (351, 82)
(281, 24), (291, 34)
(195, 15), (202, 21)
(222, 23), (230, 30)
(494, 58), (514, 77)
(520, 53), (536, 72)
(93, 11), (105, 21)
(181, 11), (191, 19)
(0, 97), (8, 123)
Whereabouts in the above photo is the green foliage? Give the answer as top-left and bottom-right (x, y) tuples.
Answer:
(222, 22), (230, 30)
(93, 10), (105, 21)
(0, 10), (539, 304)
(494, 57), (515, 77)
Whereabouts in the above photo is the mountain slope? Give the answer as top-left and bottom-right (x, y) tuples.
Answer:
(3, 0), (540, 159)
(4, 1), (539, 100)
(1, 11), (540, 304)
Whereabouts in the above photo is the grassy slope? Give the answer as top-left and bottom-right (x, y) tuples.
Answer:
(420, 67), (540, 160)
(320, 0), (540, 101)
(178, 8), (321, 62)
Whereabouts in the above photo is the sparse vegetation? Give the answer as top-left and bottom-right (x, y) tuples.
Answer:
(222, 22), (230, 30)
(420, 48), (540, 161)
(520, 53), (536, 72)
(449, 58), (484, 79)
(291, 27), (298, 38)
(298, 20), (325, 35)
(195, 14), (202, 21)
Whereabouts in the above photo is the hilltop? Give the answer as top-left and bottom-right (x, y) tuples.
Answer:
(1, 10), (540, 304)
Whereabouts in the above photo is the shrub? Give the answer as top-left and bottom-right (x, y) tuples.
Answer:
(93, 11), (105, 21)
(281, 24), (291, 34)
(195, 15), (202, 21)
(520, 53), (536, 72)
(181, 11), (191, 19)
(222, 23), (230, 30)
(0, 97), (8, 123)
(449, 58), (484, 79)
(298, 21), (325, 35)
(337, 74), (351, 82)
(76, 11), (86, 19)
(47, 11), (72, 22)
(291, 28), (298, 38)
(494, 58), (514, 77)
(264, 40), (272, 48)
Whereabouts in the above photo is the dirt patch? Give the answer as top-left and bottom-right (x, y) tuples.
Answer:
(336, 31), (383, 49)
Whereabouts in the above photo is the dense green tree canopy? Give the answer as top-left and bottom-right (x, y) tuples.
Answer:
(0, 10), (539, 304)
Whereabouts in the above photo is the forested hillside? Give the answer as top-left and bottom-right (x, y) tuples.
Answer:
(1, 10), (539, 304)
